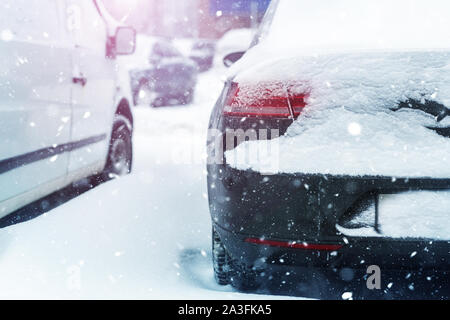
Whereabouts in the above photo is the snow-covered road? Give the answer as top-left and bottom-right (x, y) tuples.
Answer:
(0, 70), (282, 299)
(0, 67), (447, 300)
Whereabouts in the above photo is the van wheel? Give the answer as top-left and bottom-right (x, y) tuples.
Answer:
(90, 119), (132, 186)
(212, 227), (261, 291)
(103, 121), (132, 180)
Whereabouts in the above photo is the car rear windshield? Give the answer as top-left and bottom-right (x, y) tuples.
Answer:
(259, 0), (450, 52)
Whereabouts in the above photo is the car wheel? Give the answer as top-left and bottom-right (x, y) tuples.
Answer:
(212, 227), (261, 291)
(136, 85), (158, 107)
(152, 97), (165, 108)
(212, 227), (231, 285)
(229, 259), (261, 292)
(104, 119), (133, 179)
(181, 88), (194, 105)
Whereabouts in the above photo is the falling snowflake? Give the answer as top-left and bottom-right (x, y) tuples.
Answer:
(1, 29), (13, 42)
(348, 122), (362, 136)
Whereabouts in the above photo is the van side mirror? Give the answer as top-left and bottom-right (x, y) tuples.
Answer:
(115, 27), (136, 56)
(223, 51), (245, 67)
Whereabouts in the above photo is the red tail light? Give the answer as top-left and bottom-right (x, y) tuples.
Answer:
(245, 238), (343, 251)
(223, 82), (307, 119)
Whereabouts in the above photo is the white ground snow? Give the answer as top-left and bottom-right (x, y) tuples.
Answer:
(0, 70), (286, 299)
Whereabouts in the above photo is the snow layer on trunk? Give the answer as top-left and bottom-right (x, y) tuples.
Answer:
(226, 51), (450, 178)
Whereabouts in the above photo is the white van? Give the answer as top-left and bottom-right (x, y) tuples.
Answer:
(0, 0), (136, 219)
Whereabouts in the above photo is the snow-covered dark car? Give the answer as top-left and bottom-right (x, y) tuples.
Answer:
(189, 40), (216, 72)
(207, 0), (450, 297)
(128, 37), (198, 107)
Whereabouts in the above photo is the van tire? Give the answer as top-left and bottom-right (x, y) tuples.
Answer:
(91, 118), (132, 186)
(104, 120), (133, 179)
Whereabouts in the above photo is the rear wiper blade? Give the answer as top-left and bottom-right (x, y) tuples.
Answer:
(392, 99), (450, 122)
(427, 127), (450, 138)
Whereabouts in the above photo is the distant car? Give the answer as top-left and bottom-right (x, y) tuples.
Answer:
(215, 28), (255, 67)
(189, 40), (216, 72)
(207, 0), (450, 295)
(126, 37), (198, 107)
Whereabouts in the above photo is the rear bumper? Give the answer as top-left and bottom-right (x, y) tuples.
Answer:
(256, 264), (449, 299)
(214, 223), (450, 299)
(214, 223), (450, 271)
(208, 164), (450, 238)
(208, 164), (450, 269)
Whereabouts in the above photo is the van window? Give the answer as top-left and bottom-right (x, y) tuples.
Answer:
(0, 0), (62, 43)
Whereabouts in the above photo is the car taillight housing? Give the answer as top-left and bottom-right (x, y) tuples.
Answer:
(223, 81), (308, 119)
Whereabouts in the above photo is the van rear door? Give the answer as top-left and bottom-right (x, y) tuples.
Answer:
(0, 0), (72, 210)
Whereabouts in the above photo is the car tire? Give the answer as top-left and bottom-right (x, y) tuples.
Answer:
(135, 83), (159, 107)
(133, 80), (148, 106)
(212, 227), (231, 285)
(180, 88), (194, 105)
(212, 227), (260, 291)
(229, 259), (260, 292)
(151, 97), (165, 108)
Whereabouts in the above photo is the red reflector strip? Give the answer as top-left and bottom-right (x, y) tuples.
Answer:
(245, 238), (343, 251)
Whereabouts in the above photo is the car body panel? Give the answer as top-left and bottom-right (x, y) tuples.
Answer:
(189, 41), (216, 72)
(123, 37), (197, 106)
(207, 1), (450, 293)
(0, 0), (73, 203)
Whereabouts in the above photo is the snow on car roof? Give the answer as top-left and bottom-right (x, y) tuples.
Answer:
(217, 28), (255, 55)
(263, 0), (450, 53)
